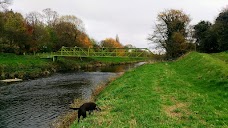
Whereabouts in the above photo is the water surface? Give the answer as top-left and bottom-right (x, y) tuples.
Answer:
(0, 63), (144, 128)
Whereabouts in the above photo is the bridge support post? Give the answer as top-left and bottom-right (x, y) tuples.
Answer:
(53, 56), (58, 62)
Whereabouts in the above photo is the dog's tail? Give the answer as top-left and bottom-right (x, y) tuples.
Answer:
(69, 107), (80, 110)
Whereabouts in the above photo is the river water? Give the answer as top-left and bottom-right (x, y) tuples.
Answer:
(0, 62), (144, 128)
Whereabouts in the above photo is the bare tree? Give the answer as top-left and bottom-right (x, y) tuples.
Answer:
(42, 8), (59, 26)
(26, 11), (43, 26)
(58, 15), (85, 32)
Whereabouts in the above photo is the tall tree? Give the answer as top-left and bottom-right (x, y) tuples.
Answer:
(26, 11), (43, 26)
(4, 10), (29, 53)
(25, 11), (50, 53)
(53, 15), (92, 49)
(213, 7), (228, 52)
(59, 15), (85, 32)
(53, 21), (76, 50)
(148, 9), (194, 59)
(193, 21), (218, 53)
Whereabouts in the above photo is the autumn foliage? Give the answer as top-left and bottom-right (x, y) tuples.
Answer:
(100, 38), (125, 56)
(101, 38), (123, 48)
(0, 8), (93, 54)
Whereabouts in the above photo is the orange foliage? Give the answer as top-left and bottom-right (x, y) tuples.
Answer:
(101, 38), (125, 56)
(101, 38), (123, 48)
(77, 33), (93, 48)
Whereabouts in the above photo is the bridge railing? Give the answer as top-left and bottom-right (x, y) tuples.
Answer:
(38, 46), (153, 59)
(55, 46), (152, 58)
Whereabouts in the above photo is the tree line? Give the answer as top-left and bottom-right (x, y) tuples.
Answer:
(0, 1), (126, 54)
(148, 7), (228, 59)
(194, 8), (228, 53)
(1, 1), (227, 58)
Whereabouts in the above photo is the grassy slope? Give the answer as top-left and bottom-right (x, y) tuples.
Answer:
(71, 52), (228, 128)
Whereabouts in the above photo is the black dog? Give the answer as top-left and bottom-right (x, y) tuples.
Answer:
(70, 102), (101, 122)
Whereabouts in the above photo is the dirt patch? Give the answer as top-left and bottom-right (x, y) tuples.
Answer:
(129, 118), (137, 128)
(156, 86), (190, 119)
(162, 95), (190, 119)
(154, 86), (163, 93)
(163, 103), (186, 118)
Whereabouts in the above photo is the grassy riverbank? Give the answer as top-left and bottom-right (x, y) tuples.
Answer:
(0, 53), (146, 80)
(71, 52), (228, 127)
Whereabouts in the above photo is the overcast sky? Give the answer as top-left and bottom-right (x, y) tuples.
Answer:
(10, 0), (227, 49)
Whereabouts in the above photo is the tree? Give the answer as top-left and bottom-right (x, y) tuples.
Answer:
(193, 7), (228, 53)
(50, 15), (92, 50)
(3, 10), (29, 53)
(0, 11), (5, 52)
(90, 38), (100, 48)
(59, 15), (85, 32)
(148, 9), (193, 59)
(42, 8), (59, 26)
(53, 21), (76, 50)
(26, 11), (43, 26)
(213, 7), (228, 52)
(25, 11), (49, 53)
(77, 32), (92, 48)
(193, 21), (215, 52)
(101, 38), (123, 48)
(0, 11), (4, 35)
(100, 38), (124, 56)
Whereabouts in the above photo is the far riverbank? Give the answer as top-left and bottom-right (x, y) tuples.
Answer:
(0, 53), (148, 81)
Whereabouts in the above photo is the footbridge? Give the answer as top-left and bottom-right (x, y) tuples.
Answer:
(38, 46), (152, 61)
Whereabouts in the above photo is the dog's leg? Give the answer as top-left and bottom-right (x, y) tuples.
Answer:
(78, 114), (80, 122)
(82, 111), (86, 119)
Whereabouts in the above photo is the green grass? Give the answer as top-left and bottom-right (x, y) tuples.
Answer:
(70, 52), (228, 128)
(211, 52), (228, 64)
(0, 53), (54, 79)
(0, 53), (49, 67)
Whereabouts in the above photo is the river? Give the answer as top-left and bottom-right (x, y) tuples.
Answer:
(0, 62), (144, 128)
